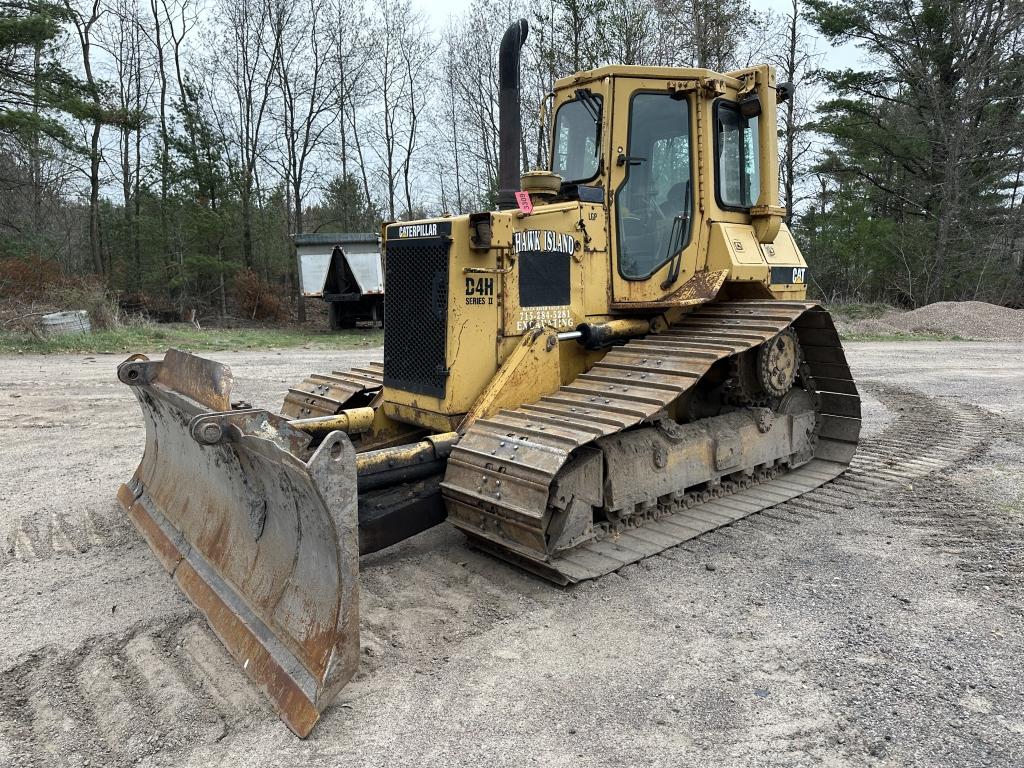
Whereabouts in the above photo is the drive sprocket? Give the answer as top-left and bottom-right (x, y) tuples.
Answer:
(727, 349), (769, 406)
(757, 329), (801, 397)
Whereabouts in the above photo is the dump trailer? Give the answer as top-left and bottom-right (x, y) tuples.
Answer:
(295, 232), (384, 329)
(117, 19), (860, 737)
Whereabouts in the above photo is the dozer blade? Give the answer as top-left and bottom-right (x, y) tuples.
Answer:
(115, 350), (359, 737)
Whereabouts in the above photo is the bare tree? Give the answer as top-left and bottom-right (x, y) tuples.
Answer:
(355, 0), (440, 219)
(764, 0), (819, 223)
(64, 0), (106, 275)
(331, 0), (368, 181)
(144, 0), (198, 301)
(213, 0), (284, 268)
(147, 0), (171, 284)
(364, 0), (412, 220)
(399, 33), (431, 218)
(99, 0), (149, 285)
(271, 0), (337, 234)
(435, 0), (526, 211)
(606, 0), (658, 65)
(652, 0), (751, 70)
(269, 0), (338, 318)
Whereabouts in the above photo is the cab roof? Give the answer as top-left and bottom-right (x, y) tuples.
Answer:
(553, 64), (761, 91)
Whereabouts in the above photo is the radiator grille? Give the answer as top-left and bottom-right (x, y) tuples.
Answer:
(383, 235), (451, 398)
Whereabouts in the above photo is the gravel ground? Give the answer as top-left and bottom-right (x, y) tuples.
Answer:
(0, 341), (1022, 767)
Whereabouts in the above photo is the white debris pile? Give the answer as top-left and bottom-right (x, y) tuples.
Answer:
(40, 309), (92, 335)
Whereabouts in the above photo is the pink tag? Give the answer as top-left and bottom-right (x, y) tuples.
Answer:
(515, 191), (533, 214)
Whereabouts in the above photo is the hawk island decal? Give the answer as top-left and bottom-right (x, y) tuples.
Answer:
(513, 229), (577, 255)
(514, 229), (577, 328)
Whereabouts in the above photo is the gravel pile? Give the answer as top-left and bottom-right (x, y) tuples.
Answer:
(892, 301), (1024, 339)
(843, 301), (1024, 340)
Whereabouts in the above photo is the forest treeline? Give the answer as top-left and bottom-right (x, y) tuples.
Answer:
(0, 0), (1022, 319)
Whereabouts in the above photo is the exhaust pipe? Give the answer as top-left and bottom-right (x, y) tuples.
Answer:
(497, 18), (529, 210)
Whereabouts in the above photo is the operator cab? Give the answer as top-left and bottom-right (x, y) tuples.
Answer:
(548, 66), (779, 305)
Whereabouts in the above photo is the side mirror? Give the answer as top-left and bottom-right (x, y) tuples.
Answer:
(777, 82), (796, 104)
(738, 93), (762, 118)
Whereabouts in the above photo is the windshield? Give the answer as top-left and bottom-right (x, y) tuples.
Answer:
(551, 96), (602, 183)
(615, 92), (693, 280)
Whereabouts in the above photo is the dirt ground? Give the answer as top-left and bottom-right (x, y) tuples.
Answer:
(0, 341), (1022, 767)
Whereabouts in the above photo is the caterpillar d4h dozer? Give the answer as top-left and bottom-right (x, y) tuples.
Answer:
(116, 19), (860, 737)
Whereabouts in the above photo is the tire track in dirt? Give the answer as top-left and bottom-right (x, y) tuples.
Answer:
(2, 506), (134, 567)
(881, 477), (1024, 611)
(0, 618), (267, 767)
(720, 381), (990, 531)
(700, 382), (1017, 616)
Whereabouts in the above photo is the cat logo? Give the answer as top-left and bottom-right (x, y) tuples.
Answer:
(769, 266), (807, 285)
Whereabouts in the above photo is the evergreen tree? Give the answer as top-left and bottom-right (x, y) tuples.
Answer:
(806, 0), (1024, 305)
(315, 173), (383, 233)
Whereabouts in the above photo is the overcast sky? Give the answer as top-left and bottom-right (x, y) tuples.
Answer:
(412, 0), (866, 71)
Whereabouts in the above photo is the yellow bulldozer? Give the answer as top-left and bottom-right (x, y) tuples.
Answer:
(116, 20), (860, 737)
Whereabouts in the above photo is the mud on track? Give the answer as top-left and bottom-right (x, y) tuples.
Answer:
(0, 342), (1021, 767)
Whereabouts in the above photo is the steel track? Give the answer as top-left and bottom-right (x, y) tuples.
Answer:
(441, 301), (863, 582)
(280, 361), (384, 418)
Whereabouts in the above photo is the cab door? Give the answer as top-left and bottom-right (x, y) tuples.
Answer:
(608, 79), (701, 305)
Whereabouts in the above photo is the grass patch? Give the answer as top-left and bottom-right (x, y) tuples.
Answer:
(0, 324), (384, 354)
(1, 321), (973, 353)
(828, 302), (896, 321)
(996, 500), (1024, 517)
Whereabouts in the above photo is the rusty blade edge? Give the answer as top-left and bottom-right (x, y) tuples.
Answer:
(117, 482), (324, 738)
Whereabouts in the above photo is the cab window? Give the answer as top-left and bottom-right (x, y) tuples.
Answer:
(715, 102), (760, 209)
(615, 92), (693, 280)
(551, 95), (602, 183)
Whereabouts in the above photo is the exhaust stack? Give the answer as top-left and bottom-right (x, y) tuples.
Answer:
(497, 18), (529, 209)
